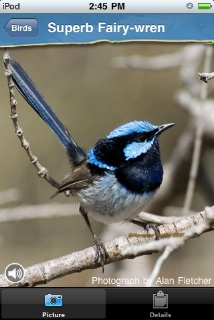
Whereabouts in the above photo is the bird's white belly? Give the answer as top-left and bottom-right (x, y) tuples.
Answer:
(77, 173), (156, 224)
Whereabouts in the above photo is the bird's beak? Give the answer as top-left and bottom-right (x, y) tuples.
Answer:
(156, 123), (175, 135)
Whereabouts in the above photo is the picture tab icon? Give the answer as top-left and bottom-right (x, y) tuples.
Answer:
(153, 291), (168, 309)
(45, 294), (63, 307)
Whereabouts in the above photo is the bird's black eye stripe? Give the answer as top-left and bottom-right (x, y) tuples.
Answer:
(110, 129), (158, 145)
(137, 135), (148, 143)
(134, 130), (157, 143)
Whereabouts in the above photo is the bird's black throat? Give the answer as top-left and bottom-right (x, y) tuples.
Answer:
(88, 140), (163, 195)
(115, 142), (163, 194)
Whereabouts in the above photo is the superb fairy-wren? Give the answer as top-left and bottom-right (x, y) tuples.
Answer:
(10, 59), (174, 271)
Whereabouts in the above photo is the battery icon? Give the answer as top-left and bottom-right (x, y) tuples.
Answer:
(198, 3), (212, 9)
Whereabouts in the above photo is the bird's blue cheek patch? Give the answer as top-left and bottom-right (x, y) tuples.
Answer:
(124, 140), (153, 160)
(87, 148), (116, 170)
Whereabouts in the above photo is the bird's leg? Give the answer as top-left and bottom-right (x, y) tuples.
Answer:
(130, 219), (147, 228)
(130, 219), (160, 239)
(79, 206), (107, 272)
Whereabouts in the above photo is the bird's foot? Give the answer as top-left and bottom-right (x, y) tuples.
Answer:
(145, 223), (160, 240)
(130, 219), (160, 239)
(93, 235), (108, 273)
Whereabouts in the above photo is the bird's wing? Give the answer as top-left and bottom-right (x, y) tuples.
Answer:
(50, 161), (94, 198)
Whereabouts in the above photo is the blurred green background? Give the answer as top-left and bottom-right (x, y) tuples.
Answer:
(0, 43), (213, 287)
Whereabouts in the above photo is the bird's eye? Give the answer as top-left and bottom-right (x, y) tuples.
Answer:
(138, 136), (147, 143)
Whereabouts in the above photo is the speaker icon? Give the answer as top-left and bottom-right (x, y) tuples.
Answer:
(5, 263), (25, 283)
(8, 268), (23, 279)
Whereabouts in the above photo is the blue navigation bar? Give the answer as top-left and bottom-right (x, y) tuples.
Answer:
(0, 14), (213, 46)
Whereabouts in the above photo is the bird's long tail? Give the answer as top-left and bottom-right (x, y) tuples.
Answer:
(10, 59), (86, 166)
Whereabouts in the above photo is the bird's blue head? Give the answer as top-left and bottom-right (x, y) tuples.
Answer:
(87, 121), (174, 170)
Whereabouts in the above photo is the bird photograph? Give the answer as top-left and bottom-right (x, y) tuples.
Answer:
(0, 43), (214, 287)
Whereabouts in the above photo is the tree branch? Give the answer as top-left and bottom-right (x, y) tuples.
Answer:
(182, 45), (213, 214)
(0, 203), (78, 223)
(3, 49), (60, 189)
(0, 206), (213, 287)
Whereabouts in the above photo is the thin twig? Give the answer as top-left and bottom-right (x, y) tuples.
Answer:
(182, 45), (213, 214)
(145, 245), (173, 287)
(112, 45), (205, 95)
(198, 71), (214, 83)
(138, 211), (180, 224)
(3, 49), (60, 189)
